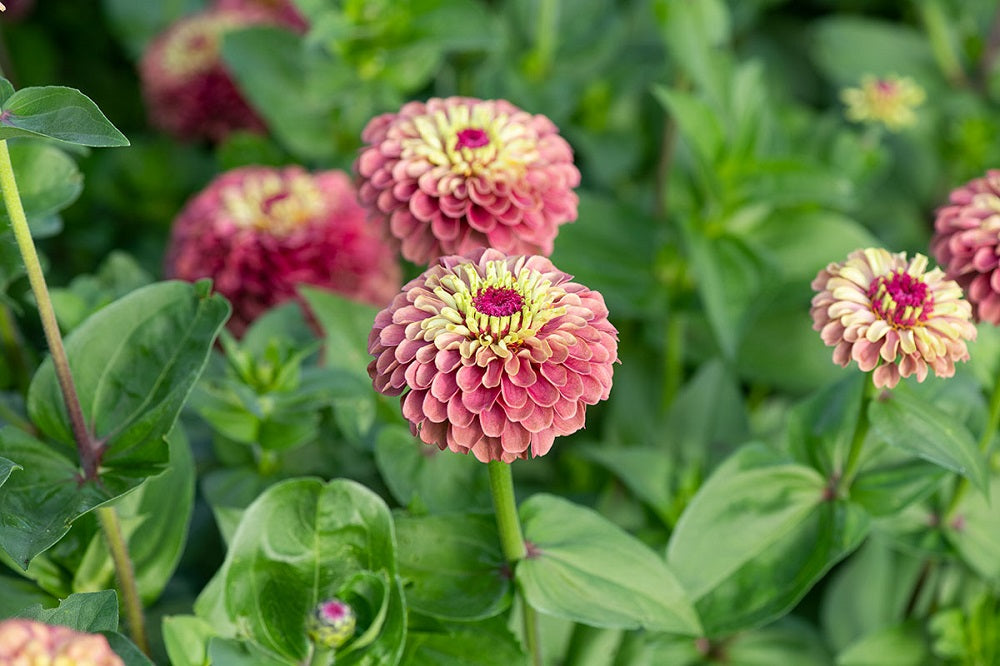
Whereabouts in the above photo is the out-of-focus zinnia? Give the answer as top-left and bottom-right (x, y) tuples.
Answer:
(368, 248), (617, 462)
(0, 619), (124, 666)
(355, 97), (581, 265)
(840, 74), (925, 131)
(139, 7), (284, 141)
(165, 165), (401, 336)
(811, 248), (976, 389)
(212, 0), (308, 31)
(931, 170), (1000, 325)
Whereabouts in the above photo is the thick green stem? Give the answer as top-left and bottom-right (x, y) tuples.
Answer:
(917, 0), (968, 87)
(525, 0), (558, 80)
(839, 379), (875, 492)
(0, 140), (98, 474)
(308, 646), (334, 666)
(97, 506), (149, 656)
(947, 369), (1000, 516)
(487, 461), (541, 666)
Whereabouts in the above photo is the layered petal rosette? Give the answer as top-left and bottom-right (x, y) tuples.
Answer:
(356, 97), (581, 264)
(931, 169), (1000, 325)
(811, 248), (976, 388)
(368, 248), (618, 462)
(166, 165), (401, 335)
(139, 7), (280, 141)
(0, 619), (124, 666)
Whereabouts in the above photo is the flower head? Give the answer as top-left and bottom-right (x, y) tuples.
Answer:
(811, 248), (976, 388)
(307, 598), (356, 649)
(140, 8), (282, 141)
(212, 0), (308, 31)
(931, 170), (1000, 325)
(368, 248), (617, 462)
(356, 97), (581, 265)
(166, 165), (401, 335)
(840, 75), (925, 131)
(0, 619), (124, 666)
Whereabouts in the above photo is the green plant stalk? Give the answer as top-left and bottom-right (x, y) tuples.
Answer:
(839, 378), (875, 491)
(1, 139), (149, 655)
(946, 368), (1000, 516)
(98, 506), (149, 655)
(0, 139), (97, 471)
(917, 0), (968, 87)
(308, 646), (334, 666)
(487, 460), (542, 666)
(526, 0), (558, 80)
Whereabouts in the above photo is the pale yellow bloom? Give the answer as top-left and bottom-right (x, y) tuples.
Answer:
(841, 75), (926, 131)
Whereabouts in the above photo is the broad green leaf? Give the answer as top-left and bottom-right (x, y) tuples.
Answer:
(652, 86), (724, 172)
(207, 637), (292, 666)
(0, 574), (55, 615)
(394, 512), (510, 621)
(786, 373), (866, 477)
(654, 0), (730, 103)
(577, 445), (675, 525)
(48, 251), (153, 333)
(518, 493), (702, 636)
(850, 458), (948, 516)
(15, 589), (118, 632)
(0, 78), (14, 105)
(868, 384), (988, 494)
(0, 86), (128, 147)
(103, 633), (155, 666)
(375, 425), (491, 514)
(29, 280), (230, 459)
(725, 617), (832, 665)
(162, 615), (216, 666)
(0, 141), (82, 237)
(946, 476), (1000, 580)
(201, 466), (275, 546)
(667, 444), (869, 636)
(837, 621), (929, 666)
(401, 619), (527, 666)
(299, 285), (380, 381)
(0, 455), (17, 486)
(195, 478), (405, 665)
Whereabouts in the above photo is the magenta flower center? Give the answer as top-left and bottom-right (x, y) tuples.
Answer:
(456, 127), (490, 149)
(472, 286), (524, 317)
(867, 270), (933, 327)
(319, 600), (349, 622)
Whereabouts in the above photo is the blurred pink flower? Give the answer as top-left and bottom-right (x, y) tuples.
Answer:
(931, 170), (1000, 325)
(368, 248), (617, 462)
(356, 97), (581, 265)
(0, 619), (123, 666)
(811, 248), (975, 389)
(139, 8), (281, 141)
(212, 0), (308, 31)
(166, 165), (401, 335)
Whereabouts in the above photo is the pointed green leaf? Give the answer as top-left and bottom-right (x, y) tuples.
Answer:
(15, 590), (118, 632)
(0, 86), (129, 147)
(518, 493), (702, 636)
(163, 615), (216, 666)
(0, 141), (82, 235)
(401, 618), (527, 666)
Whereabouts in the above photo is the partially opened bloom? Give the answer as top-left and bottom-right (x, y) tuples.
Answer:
(369, 249), (617, 462)
(811, 248), (975, 388)
(931, 170), (1000, 325)
(0, 619), (124, 666)
(140, 8), (280, 141)
(356, 97), (581, 264)
(841, 75), (925, 131)
(166, 165), (401, 335)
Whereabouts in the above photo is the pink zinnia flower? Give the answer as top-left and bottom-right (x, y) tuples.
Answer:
(368, 248), (617, 463)
(165, 165), (401, 336)
(811, 248), (976, 389)
(212, 0), (308, 32)
(931, 170), (1000, 325)
(139, 8), (281, 141)
(0, 619), (124, 666)
(355, 97), (581, 265)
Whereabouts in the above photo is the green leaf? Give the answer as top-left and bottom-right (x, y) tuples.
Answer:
(811, 16), (938, 87)
(162, 615), (216, 666)
(666, 444), (869, 636)
(394, 512), (510, 621)
(786, 373), (866, 477)
(299, 286), (379, 382)
(654, 0), (730, 103)
(0, 141), (82, 237)
(0, 455), (17, 487)
(0, 86), (129, 147)
(0, 574), (55, 615)
(194, 478), (406, 665)
(28, 280), (230, 459)
(0, 78), (14, 105)
(837, 621), (930, 666)
(103, 633), (155, 666)
(850, 459), (948, 517)
(375, 425), (492, 514)
(652, 86), (724, 171)
(201, 466), (275, 546)
(868, 383), (988, 495)
(946, 475), (1000, 580)
(577, 445), (675, 525)
(518, 493), (702, 636)
(401, 619), (527, 666)
(16, 589), (118, 632)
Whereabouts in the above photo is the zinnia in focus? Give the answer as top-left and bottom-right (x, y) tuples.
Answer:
(165, 165), (401, 336)
(355, 97), (581, 265)
(840, 74), (925, 131)
(0, 619), (124, 666)
(811, 248), (976, 389)
(368, 248), (617, 463)
(139, 7), (284, 141)
(931, 170), (1000, 325)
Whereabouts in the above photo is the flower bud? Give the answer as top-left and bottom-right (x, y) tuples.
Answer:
(307, 598), (356, 649)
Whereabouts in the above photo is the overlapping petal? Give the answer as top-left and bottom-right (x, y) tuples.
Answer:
(0, 619), (124, 666)
(368, 248), (617, 462)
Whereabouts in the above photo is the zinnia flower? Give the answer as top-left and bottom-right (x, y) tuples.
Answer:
(139, 7), (282, 141)
(0, 619), (124, 666)
(810, 248), (976, 389)
(368, 248), (617, 462)
(165, 165), (401, 336)
(840, 74), (925, 131)
(355, 97), (581, 265)
(212, 0), (308, 31)
(931, 170), (1000, 325)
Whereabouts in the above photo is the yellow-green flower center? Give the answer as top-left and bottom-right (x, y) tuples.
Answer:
(161, 15), (238, 78)
(423, 260), (565, 358)
(221, 171), (324, 236)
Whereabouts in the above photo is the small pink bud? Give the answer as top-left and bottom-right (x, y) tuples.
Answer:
(307, 598), (356, 649)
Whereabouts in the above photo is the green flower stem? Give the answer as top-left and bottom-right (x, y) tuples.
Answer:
(308, 646), (334, 666)
(0, 140), (99, 474)
(97, 506), (149, 656)
(947, 369), (1000, 516)
(487, 460), (541, 666)
(525, 0), (558, 80)
(917, 0), (968, 87)
(839, 378), (876, 491)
